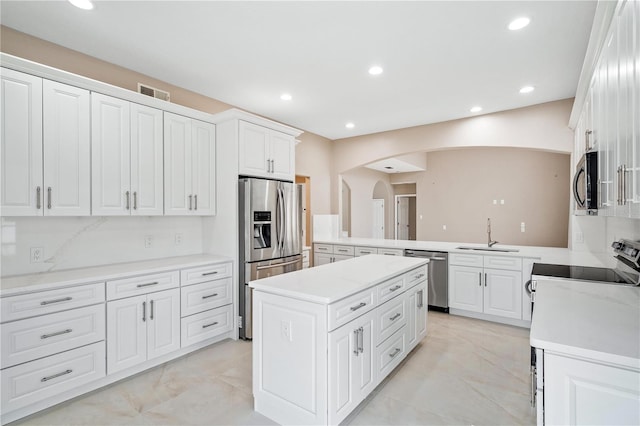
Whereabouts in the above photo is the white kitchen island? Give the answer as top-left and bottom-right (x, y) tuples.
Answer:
(250, 255), (429, 425)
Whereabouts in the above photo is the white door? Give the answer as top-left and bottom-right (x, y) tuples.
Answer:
(43, 80), (90, 216)
(406, 282), (427, 351)
(270, 131), (295, 181)
(396, 197), (410, 240)
(239, 120), (269, 177)
(164, 112), (192, 215)
(416, 281), (428, 342)
(130, 103), (163, 216)
(1, 69), (43, 216)
(354, 311), (375, 399)
(448, 265), (483, 313)
(147, 289), (181, 361)
(191, 119), (216, 215)
(91, 93), (131, 215)
(106, 295), (147, 374)
(314, 253), (333, 266)
(372, 199), (385, 239)
(483, 268), (522, 319)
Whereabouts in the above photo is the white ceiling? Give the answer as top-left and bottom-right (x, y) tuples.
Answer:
(0, 1), (596, 140)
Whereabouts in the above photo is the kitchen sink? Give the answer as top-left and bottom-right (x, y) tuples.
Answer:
(456, 246), (520, 253)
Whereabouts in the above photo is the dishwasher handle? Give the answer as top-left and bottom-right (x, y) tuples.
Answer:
(428, 257), (447, 261)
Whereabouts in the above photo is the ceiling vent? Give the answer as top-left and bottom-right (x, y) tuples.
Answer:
(137, 83), (170, 102)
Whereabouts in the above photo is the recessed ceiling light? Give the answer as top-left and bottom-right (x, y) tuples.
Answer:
(508, 17), (530, 31)
(68, 0), (94, 10)
(519, 86), (535, 94)
(345, 122), (355, 129)
(280, 93), (292, 101)
(368, 66), (383, 76)
(470, 106), (482, 113)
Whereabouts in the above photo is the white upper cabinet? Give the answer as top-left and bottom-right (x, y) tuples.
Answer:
(239, 120), (295, 181)
(130, 103), (164, 216)
(1, 69), (43, 216)
(43, 80), (90, 216)
(91, 93), (131, 216)
(164, 112), (215, 216)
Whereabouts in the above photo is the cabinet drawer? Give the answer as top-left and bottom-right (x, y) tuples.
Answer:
(449, 253), (484, 267)
(1, 304), (105, 369)
(377, 248), (403, 257)
(0, 341), (105, 413)
(328, 288), (377, 332)
(314, 243), (333, 253)
(333, 245), (354, 256)
(180, 278), (232, 317)
(106, 271), (179, 300)
(181, 305), (233, 348)
(378, 276), (405, 304)
(1, 282), (105, 323)
(180, 262), (232, 287)
(377, 296), (407, 344)
(405, 266), (428, 288)
(376, 326), (406, 380)
(355, 247), (378, 256)
(483, 256), (522, 271)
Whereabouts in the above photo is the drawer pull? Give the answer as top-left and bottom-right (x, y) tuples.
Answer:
(389, 285), (402, 292)
(337, 249), (348, 252)
(350, 302), (367, 311)
(389, 348), (401, 358)
(414, 273), (425, 279)
(202, 293), (219, 299)
(40, 297), (72, 306)
(202, 271), (219, 276)
(202, 321), (219, 329)
(41, 329), (72, 339)
(389, 313), (401, 321)
(383, 253), (395, 256)
(41, 369), (73, 382)
(136, 281), (159, 288)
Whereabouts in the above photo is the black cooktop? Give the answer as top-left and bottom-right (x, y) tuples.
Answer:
(531, 263), (631, 284)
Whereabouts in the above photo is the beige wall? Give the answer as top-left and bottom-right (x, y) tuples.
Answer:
(341, 168), (394, 239)
(0, 25), (334, 224)
(389, 148), (571, 247)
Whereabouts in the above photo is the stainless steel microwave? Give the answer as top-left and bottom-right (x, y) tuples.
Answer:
(573, 151), (598, 213)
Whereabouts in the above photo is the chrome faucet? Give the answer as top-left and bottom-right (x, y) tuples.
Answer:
(487, 218), (498, 247)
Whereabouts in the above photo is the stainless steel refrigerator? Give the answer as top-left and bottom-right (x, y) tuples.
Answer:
(238, 177), (303, 339)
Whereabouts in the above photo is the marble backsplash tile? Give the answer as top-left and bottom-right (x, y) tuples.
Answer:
(1, 216), (204, 277)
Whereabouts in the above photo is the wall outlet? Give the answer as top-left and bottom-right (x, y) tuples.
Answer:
(281, 320), (293, 341)
(493, 199), (497, 205)
(442, 225), (447, 231)
(175, 233), (183, 246)
(144, 235), (153, 249)
(500, 199), (505, 205)
(30, 247), (44, 263)
(520, 222), (526, 233)
(575, 231), (584, 244)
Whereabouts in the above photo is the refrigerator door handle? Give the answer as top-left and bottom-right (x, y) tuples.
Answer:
(279, 185), (286, 255)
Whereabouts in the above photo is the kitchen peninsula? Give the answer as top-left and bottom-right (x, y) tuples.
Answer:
(250, 255), (429, 425)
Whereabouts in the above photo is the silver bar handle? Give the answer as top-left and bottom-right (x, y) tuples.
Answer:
(484, 273), (487, 287)
(202, 271), (219, 276)
(531, 366), (536, 408)
(266, 159), (271, 173)
(617, 167), (621, 205)
(133, 192), (137, 210)
(585, 129), (592, 152)
(150, 300), (154, 320)
(202, 293), (219, 299)
(41, 369), (72, 382)
(353, 329), (359, 355)
(478, 272), (482, 286)
(623, 165), (627, 205)
(429, 257), (447, 261)
(256, 258), (300, 270)
(271, 159), (275, 173)
(194, 194), (198, 210)
(350, 302), (366, 311)
(41, 329), (72, 339)
(202, 321), (219, 329)
(125, 191), (130, 210)
(389, 348), (401, 358)
(337, 249), (349, 253)
(40, 297), (72, 306)
(598, 179), (602, 208)
(358, 326), (364, 353)
(136, 281), (159, 288)
(390, 313), (401, 321)
(418, 289), (424, 308)
(189, 195), (193, 210)
(389, 285), (402, 292)
(142, 301), (146, 322)
(36, 186), (41, 209)
(47, 187), (52, 209)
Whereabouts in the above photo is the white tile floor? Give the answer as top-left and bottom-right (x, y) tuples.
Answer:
(13, 312), (535, 425)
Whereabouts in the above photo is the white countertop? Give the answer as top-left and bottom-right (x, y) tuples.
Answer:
(0, 254), (232, 297)
(530, 278), (640, 370)
(250, 254), (428, 304)
(313, 237), (616, 268)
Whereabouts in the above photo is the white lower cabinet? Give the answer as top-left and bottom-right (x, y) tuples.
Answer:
(328, 310), (376, 425)
(106, 288), (180, 374)
(544, 352), (640, 425)
(449, 265), (484, 312)
(483, 268), (522, 319)
(180, 304), (233, 348)
(406, 280), (428, 350)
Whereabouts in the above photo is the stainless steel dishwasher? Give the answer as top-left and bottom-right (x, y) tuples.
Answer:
(404, 250), (448, 312)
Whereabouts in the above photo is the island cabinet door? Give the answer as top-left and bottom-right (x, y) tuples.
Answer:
(328, 310), (376, 425)
(407, 281), (428, 351)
